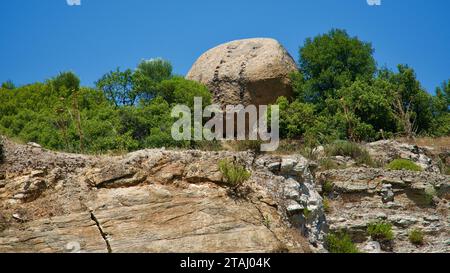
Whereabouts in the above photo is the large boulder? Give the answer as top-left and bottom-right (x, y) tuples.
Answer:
(186, 38), (297, 107)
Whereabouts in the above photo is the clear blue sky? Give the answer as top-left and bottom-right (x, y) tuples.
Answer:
(1, 0), (449, 94)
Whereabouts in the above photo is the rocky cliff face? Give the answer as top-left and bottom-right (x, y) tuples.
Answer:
(317, 141), (449, 253)
(0, 138), (448, 253)
(0, 139), (318, 253)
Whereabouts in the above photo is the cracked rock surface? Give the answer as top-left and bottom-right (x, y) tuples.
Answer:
(0, 139), (313, 253)
(186, 38), (297, 107)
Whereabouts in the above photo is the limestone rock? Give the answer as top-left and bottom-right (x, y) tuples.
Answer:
(0, 139), (311, 253)
(186, 38), (297, 107)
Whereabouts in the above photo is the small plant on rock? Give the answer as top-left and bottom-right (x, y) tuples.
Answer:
(386, 159), (422, 172)
(325, 231), (359, 253)
(218, 159), (251, 188)
(408, 228), (425, 246)
(323, 197), (331, 213)
(322, 181), (334, 196)
(367, 220), (394, 242)
(325, 141), (374, 166)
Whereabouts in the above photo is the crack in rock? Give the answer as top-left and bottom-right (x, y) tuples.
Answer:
(90, 212), (112, 253)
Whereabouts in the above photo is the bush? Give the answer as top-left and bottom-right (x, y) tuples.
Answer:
(386, 159), (422, 172)
(218, 159), (251, 188)
(424, 186), (437, 205)
(325, 232), (359, 253)
(408, 229), (425, 246)
(318, 158), (339, 171)
(325, 141), (374, 166)
(322, 181), (334, 196)
(235, 140), (262, 153)
(323, 197), (331, 213)
(367, 221), (394, 242)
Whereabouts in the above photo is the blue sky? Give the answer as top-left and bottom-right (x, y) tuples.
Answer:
(0, 0), (449, 94)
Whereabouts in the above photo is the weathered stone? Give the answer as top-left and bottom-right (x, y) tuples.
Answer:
(0, 138), (311, 253)
(186, 38), (297, 108)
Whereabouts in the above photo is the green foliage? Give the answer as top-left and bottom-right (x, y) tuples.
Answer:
(0, 61), (210, 154)
(235, 140), (263, 153)
(96, 68), (137, 107)
(285, 29), (446, 143)
(218, 159), (251, 188)
(297, 29), (376, 106)
(158, 76), (211, 108)
(1, 80), (15, 90)
(367, 221), (394, 242)
(134, 58), (173, 100)
(424, 186), (437, 205)
(277, 96), (316, 139)
(303, 208), (312, 220)
(318, 158), (339, 171)
(325, 231), (359, 253)
(322, 181), (334, 196)
(50, 71), (80, 95)
(325, 141), (374, 166)
(323, 197), (331, 213)
(408, 229), (425, 246)
(386, 159), (422, 172)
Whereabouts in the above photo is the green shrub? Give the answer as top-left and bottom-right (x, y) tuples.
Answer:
(235, 140), (262, 153)
(367, 221), (394, 242)
(218, 159), (251, 188)
(386, 159), (422, 172)
(408, 228), (425, 245)
(325, 232), (359, 253)
(424, 186), (437, 205)
(319, 158), (339, 171)
(303, 208), (312, 220)
(322, 181), (334, 196)
(323, 197), (331, 213)
(191, 140), (223, 151)
(325, 141), (374, 166)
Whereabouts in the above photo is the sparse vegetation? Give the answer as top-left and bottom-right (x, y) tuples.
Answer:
(408, 228), (425, 246)
(424, 186), (437, 205)
(218, 159), (251, 188)
(234, 140), (263, 153)
(367, 221), (394, 242)
(318, 158), (339, 171)
(191, 140), (223, 151)
(263, 214), (272, 228)
(325, 141), (374, 166)
(325, 231), (359, 253)
(303, 208), (312, 220)
(323, 197), (331, 213)
(322, 181), (334, 196)
(386, 159), (423, 172)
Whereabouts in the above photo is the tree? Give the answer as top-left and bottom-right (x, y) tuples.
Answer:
(158, 76), (211, 108)
(1, 80), (15, 90)
(296, 29), (376, 107)
(379, 65), (434, 137)
(136, 58), (172, 83)
(134, 59), (173, 102)
(50, 72), (80, 97)
(96, 68), (137, 107)
(431, 80), (450, 136)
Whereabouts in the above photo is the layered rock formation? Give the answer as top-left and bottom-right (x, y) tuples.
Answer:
(0, 139), (319, 253)
(316, 141), (449, 253)
(0, 138), (448, 253)
(186, 38), (297, 107)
